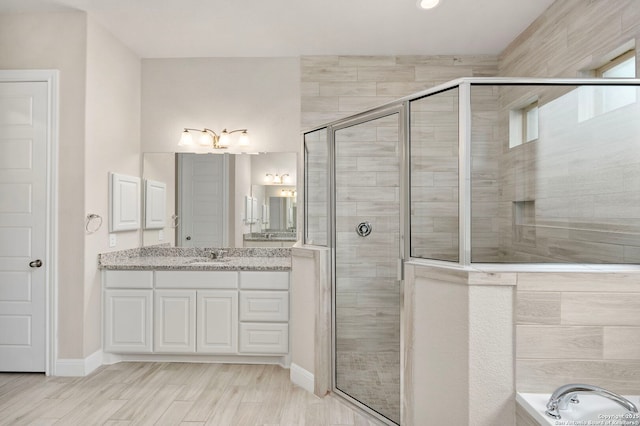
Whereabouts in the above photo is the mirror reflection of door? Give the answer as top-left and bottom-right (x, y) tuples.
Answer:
(177, 153), (229, 247)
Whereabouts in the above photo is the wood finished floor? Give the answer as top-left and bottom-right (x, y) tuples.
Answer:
(0, 362), (383, 426)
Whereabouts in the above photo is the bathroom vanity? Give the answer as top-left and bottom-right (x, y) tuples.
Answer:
(99, 247), (291, 365)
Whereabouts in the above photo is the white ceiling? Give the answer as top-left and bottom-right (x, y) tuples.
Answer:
(0, 0), (555, 58)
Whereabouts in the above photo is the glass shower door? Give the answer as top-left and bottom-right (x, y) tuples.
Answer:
(333, 109), (402, 425)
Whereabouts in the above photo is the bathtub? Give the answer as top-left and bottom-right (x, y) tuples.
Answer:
(517, 392), (640, 426)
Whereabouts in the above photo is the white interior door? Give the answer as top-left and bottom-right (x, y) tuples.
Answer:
(177, 153), (228, 247)
(0, 81), (48, 372)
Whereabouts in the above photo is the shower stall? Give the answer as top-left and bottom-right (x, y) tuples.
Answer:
(302, 78), (640, 425)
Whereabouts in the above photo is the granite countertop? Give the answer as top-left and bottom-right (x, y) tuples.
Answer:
(99, 246), (292, 271)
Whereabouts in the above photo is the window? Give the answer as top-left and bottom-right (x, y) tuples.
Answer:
(597, 50), (636, 78)
(509, 100), (538, 148)
(579, 50), (636, 122)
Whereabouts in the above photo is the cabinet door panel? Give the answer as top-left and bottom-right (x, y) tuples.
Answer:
(154, 290), (196, 353)
(104, 290), (152, 353)
(197, 290), (238, 354)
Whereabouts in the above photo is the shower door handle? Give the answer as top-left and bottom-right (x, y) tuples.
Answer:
(355, 221), (372, 237)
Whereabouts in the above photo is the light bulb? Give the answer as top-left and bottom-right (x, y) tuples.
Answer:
(273, 174), (281, 184)
(179, 130), (193, 147)
(418, 0), (440, 9)
(239, 131), (250, 146)
(264, 174), (273, 183)
(282, 174), (291, 184)
(218, 130), (230, 147)
(198, 131), (213, 147)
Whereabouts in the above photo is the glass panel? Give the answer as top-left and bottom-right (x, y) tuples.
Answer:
(471, 84), (640, 263)
(409, 87), (459, 261)
(334, 113), (400, 424)
(304, 128), (328, 246)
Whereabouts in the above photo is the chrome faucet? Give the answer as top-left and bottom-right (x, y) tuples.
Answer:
(545, 383), (639, 420)
(209, 249), (227, 259)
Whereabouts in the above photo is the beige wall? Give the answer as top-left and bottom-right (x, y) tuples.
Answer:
(141, 57), (301, 154)
(84, 16), (141, 356)
(0, 11), (141, 360)
(0, 11), (88, 358)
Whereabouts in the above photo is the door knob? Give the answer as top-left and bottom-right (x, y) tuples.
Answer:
(186, 236), (191, 240)
(29, 259), (43, 268)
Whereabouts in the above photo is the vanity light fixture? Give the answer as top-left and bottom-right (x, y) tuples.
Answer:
(179, 128), (250, 149)
(417, 0), (440, 9)
(264, 173), (290, 184)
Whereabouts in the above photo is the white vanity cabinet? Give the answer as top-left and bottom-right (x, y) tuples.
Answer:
(103, 271), (153, 353)
(103, 268), (289, 359)
(238, 271), (289, 354)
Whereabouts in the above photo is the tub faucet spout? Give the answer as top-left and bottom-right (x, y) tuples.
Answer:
(545, 383), (638, 420)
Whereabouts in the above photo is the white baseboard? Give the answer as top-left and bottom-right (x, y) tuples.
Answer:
(55, 349), (103, 377)
(290, 362), (314, 394)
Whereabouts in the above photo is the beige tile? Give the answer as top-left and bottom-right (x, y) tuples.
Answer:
(604, 327), (640, 360)
(516, 272), (640, 293)
(319, 82), (377, 97)
(357, 66), (415, 82)
(338, 56), (397, 67)
(301, 82), (320, 96)
(516, 359), (640, 394)
(301, 96), (339, 112)
(562, 293), (640, 326)
(516, 325), (603, 359)
(339, 96), (395, 112)
(301, 66), (358, 82)
(300, 56), (340, 67)
(516, 291), (561, 325)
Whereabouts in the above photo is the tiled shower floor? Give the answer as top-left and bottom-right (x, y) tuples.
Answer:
(336, 350), (401, 424)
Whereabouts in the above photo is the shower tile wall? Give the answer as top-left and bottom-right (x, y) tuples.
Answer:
(465, 0), (640, 264)
(301, 55), (498, 130)
(304, 129), (329, 246)
(485, 84), (640, 263)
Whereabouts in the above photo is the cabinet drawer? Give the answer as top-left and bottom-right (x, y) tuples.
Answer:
(240, 291), (289, 322)
(155, 271), (238, 289)
(104, 270), (153, 289)
(239, 271), (289, 290)
(239, 323), (288, 354)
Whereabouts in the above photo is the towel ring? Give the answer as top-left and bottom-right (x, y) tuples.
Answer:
(86, 213), (103, 234)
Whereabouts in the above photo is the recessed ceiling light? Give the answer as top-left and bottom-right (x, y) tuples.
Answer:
(417, 0), (441, 10)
